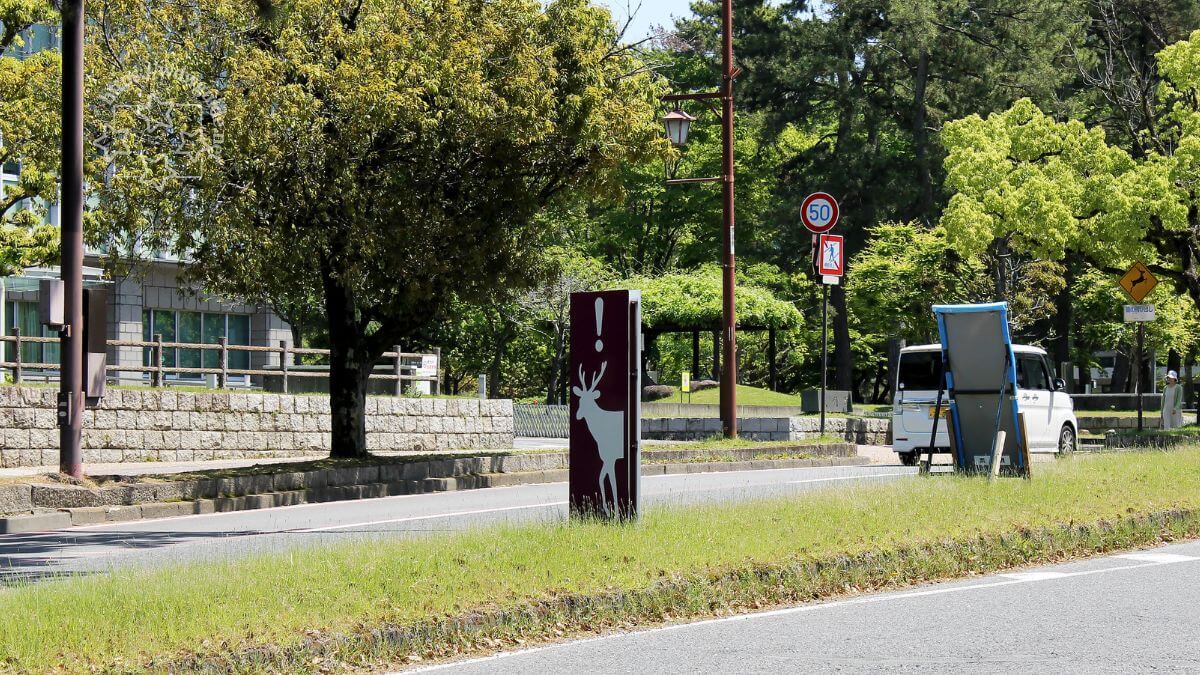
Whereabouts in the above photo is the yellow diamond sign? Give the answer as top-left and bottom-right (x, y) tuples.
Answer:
(1119, 262), (1158, 303)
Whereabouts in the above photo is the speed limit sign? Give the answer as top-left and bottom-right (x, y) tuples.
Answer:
(801, 192), (839, 233)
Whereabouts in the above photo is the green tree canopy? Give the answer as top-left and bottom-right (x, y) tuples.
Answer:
(91, 0), (665, 456)
(940, 30), (1200, 314)
(620, 266), (802, 333)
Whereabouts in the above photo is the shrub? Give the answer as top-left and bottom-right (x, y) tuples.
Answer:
(642, 385), (677, 401)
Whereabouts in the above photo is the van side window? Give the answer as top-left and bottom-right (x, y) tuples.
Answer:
(1018, 356), (1049, 391)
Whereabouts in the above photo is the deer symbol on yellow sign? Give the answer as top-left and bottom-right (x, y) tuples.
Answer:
(1119, 262), (1158, 303)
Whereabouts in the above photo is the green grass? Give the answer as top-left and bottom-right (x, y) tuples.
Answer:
(677, 384), (800, 407)
(3, 450), (1200, 671)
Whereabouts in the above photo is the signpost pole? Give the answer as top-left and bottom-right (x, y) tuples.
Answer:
(59, 0), (85, 478)
(1137, 322), (1145, 433)
(820, 284), (828, 436)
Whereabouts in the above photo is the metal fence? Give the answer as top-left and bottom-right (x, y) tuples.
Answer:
(0, 329), (440, 395)
(514, 403), (569, 438)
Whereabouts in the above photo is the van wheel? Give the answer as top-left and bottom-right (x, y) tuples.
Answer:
(1058, 425), (1076, 454)
(898, 452), (919, 466)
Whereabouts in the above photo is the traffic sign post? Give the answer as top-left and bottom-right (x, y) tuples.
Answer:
(811, 227), (844, 437)
(1118, 263), (1159, 432)
(801, 192), (839, 233)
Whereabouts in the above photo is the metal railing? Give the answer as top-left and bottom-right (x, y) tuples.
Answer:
(514, 403), (569, 438)
(0, 328), (440, 395)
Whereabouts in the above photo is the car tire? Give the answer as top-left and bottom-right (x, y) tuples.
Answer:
(898, 452), (919, 466)
(1058, 424), (1076, 454)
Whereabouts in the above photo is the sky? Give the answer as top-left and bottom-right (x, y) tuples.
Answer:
(599, 0), (695, 40)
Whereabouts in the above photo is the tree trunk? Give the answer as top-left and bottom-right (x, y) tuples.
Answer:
(831, 284), (854, 394)
(712, 330), (721, 381)
(1052, 263), (1074, 390)
(324, 275), (375, 459)
(546, 324), (566, 405)
(1186, 348), (1196, 408)
(912, 47), (934, 223)
(1111, 348), (1130, 394)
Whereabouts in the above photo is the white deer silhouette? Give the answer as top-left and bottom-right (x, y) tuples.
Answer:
(574, 362), (625, 514)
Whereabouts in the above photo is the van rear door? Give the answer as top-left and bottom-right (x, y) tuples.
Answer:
(897, 350), (947, 436)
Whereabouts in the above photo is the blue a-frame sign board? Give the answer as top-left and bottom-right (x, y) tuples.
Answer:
(933, 302), (1028, 476)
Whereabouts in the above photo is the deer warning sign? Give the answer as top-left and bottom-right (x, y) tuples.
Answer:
(1119, 262), (1158, 303)
(570, 290), (642, 520)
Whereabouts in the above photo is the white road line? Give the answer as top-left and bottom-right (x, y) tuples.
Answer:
(1115, 552), (1200, 564)
(293, 502), (569, 533)
(406, 549), (1200, 673)
(785, 471), (912, 485)
(1000, 571), (1071, 581)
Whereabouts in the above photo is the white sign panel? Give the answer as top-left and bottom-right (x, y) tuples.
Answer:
(1124, 305), (1156, 323)
(418, 354), (438, 377)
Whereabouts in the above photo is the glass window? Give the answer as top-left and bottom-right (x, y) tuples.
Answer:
(202, 314), (224, 369)
(227, 314), (250, 371)
(142, 309), (152, 367)
(152, 310), (176, 368)
(18, 301), (40, 365)
(177, 311), (202, 370)
(1018, 356), (1049, 391)
(898, 351), (941, 391)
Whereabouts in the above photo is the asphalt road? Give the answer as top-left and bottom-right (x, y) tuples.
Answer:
(422, 540), (1200, 674)
(0, 464), (913, 583)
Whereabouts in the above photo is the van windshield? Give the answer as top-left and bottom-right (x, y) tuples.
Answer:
(898, 351), (942, 391)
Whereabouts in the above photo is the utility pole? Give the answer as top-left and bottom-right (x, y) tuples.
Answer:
(718, 0), (737, 439)
(60, 0), (85, 477)
(662, 0), (739, 437)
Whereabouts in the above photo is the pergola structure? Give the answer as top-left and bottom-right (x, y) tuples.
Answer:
(622, 270), (802, 390)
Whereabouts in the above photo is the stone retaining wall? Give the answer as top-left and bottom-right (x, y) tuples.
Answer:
(642, 416), (890, 445)
(0, 387), (513, 467)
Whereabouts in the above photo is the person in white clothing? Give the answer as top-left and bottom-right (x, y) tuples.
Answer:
(1161, 370), (1185, 430)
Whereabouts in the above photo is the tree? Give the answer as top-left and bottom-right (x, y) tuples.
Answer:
(91, 0), (665, 457)
(0, 1), (61, 275)
(939, 26), (1200, 312)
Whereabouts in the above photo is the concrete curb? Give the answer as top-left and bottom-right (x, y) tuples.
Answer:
(0, 455), (870, 533)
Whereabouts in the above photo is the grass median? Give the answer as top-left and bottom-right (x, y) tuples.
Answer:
(4, 450), (1200, 671)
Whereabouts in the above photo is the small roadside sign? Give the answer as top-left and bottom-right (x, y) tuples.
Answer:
(681, 371), (691, 393)
(417, 354), (438, 377)
(1124, 304), (1156, 323)
(818, 234), (844, 277)
(1119, 262), (1158, 303)
(801, 192), (839, 233)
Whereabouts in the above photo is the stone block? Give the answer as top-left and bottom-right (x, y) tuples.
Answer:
(272, 472), (306, 492)
(104, 505), (142, 522)
(31, 484), (103, 509)
(68, 507), (109, 526)
(0, 511), (71, 534)
(423, 477), (456, 492)
(214, 496), (245, 512)
(138, 502), (194, 520)
(0, 484), (33, 514)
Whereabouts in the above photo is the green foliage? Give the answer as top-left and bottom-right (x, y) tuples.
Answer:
(88, 0), (665, 452)
(940, 29), (1200, 317)
(620, 266), (802, 332)
(0, 1), (60, 275)
(1071, 268), (1200, 359)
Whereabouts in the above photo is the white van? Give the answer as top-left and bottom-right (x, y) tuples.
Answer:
(892, 344), (1078, 465)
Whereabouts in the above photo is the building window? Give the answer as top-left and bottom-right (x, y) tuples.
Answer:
(142, 309), (251, 379)
(4, 301), (60, 368)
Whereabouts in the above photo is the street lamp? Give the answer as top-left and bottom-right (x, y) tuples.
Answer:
(662, 0), (739, 439)
(663, 109), (695, 148)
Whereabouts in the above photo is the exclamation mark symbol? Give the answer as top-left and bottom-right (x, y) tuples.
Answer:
(594, 297), (604, 352)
